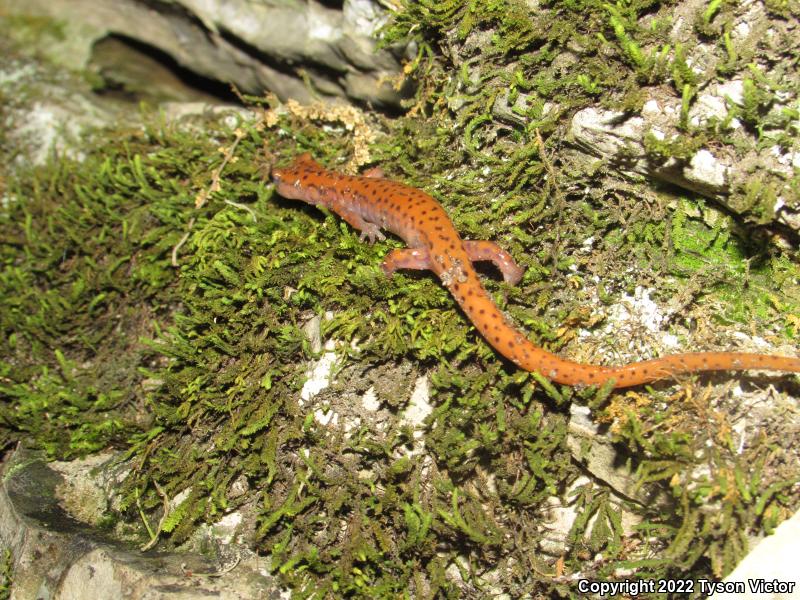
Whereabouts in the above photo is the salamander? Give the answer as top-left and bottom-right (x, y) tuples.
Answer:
(272, 153), (800, 389)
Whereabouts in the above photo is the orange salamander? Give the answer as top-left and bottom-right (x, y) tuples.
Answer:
(272, 153), (800, 389)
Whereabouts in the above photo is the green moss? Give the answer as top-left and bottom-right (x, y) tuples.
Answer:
(643, 130), (706, 160)
(0, 14), (67, 48)
(0, 549), (11, 600)
(2, 0), (799, 597)
(611, 420), (799, 579)
(0, 124), (211, 456)
(103, 111), (795, 595)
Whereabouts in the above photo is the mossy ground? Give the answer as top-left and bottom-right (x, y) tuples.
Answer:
(2, 0), (800, 598)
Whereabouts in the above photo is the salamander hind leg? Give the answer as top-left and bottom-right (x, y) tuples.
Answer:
(381, 248), (432, 277)
(462, 241), (525, 285)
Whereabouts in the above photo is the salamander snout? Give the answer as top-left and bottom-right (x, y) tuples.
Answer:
(271, 169), (299, 198)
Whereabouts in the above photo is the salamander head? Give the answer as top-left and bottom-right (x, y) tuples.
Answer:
(272, 153), (324, 204)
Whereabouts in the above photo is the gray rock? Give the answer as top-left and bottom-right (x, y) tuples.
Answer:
(569, 104), (800, 231)
(0, 0), (409, 108)
(0, 447), (283, 600)
(0, 53), (122, 166)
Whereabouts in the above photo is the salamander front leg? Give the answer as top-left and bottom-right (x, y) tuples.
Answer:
(331, 201), (386, 243)
(462, 241), (524, 285)
(362, 166), (385, 178)
(381, 248), (431, 277)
